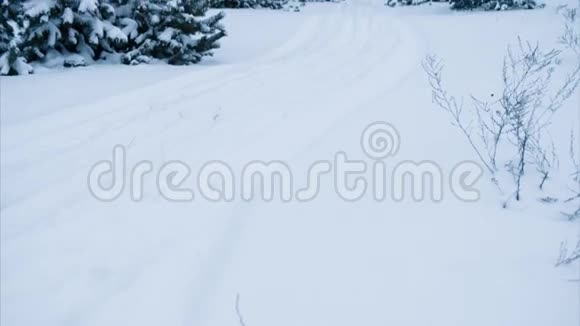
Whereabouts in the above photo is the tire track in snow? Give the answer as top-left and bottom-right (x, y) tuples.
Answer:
(2, 3), (427, 325)
(1, 2), (381, 215)
(181, 6), (428, 326)
(0, 6), (345, 212)
(0, 9), (335, 153)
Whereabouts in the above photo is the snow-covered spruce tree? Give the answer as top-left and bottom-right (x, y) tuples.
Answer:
(449, 0), (481, 9)
(384, 0), (539, 9)
(450, 0), (540, 10)
(385, 0), (446, 8)
(209, 0), (285, 9)
(0, 0), (33, 75)
(117, 0), (225, 65)
(1, 0), (226, 74)
(22, 0), (127, 67)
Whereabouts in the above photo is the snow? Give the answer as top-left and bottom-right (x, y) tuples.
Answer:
(159, 27), (178, 42)
(78, 0), (99, 14)
(0, 50), (33, 76)
(23, 0), (57, 18)
(62, 7), (74, 24)
(119, 17), (139, 40)
(104, 22), (129, 44)
(1, 1), (579, 326)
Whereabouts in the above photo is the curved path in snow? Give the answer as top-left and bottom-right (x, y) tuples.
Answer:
(1, 1), (577, 326)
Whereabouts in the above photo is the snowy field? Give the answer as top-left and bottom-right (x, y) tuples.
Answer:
(1, 1), (579, 325)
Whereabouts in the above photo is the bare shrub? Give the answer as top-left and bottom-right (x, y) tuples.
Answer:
(559, 3), (580, 54)
(562, 131), (580, 221)
(555, 240), (580, 267)
(423, 37), (580, 205)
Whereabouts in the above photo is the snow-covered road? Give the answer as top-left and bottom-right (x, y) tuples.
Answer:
(1, 1), (579, 325)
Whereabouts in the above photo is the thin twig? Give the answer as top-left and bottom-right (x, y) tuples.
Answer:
(235, 293), (247, 326)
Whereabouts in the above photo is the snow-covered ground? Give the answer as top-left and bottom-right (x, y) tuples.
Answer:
(1, 1), (579, 325)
